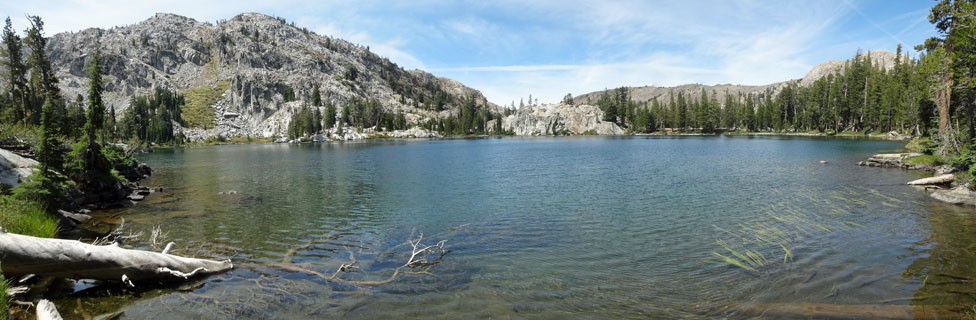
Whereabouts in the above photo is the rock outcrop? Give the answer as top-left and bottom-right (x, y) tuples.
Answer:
(497, 103), (624, 136)
(799, 50), (908, 87)
(44, 13), (497, 141)
(857, 153), (932, 170)
(0, 148), (38, 187)
(930, 186), (976, 207)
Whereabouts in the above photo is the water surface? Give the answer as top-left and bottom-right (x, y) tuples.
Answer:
(54, 136), (976, 318)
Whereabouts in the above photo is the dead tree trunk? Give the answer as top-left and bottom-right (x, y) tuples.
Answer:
(0, 228), (232, 283)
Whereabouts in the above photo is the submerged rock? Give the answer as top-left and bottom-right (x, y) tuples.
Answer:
(930, 186), (976, 207)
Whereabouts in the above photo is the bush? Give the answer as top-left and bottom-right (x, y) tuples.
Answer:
(11, 171), (73, 212)
(102, 144), (137, 173)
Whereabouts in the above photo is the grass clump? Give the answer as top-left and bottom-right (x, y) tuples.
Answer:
(182, 80), (231, 129)
(906, 154), (944, 167)
(0, 196), (58, 238)
(0, 271), (6, 320)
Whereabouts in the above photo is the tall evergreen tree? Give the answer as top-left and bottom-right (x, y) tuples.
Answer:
(2, 17), (28, 123)
(82, 41), (106, 177)
(24, 16), (62, 126)
(311, 85), (321, 107)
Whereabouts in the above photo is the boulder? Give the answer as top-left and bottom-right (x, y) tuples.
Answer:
(0, 148), (39, 187)
(930, 186), (976, 206)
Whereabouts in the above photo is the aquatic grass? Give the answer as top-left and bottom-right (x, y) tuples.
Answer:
(709, 186), (902, 272)
(712, 252), (758, 273)
(780, 245), (793, 263)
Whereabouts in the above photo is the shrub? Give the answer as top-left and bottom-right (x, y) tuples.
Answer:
(11, 171), (73, 212)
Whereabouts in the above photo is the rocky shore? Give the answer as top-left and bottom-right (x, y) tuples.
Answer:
(0, 146), (156, 233)
(859, 152), (976, 207)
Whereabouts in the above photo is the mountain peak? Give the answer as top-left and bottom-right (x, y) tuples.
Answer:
(44, 12), (496, 141)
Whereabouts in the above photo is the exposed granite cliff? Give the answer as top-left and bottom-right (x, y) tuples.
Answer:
(495, 104), (624, 136)
(44, 13), (496, 140)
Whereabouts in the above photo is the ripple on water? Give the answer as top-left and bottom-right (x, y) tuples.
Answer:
(71, 137), (976, 319)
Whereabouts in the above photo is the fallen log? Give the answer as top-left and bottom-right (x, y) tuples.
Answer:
(907, 174), (955, 186)
(0, 228), (232, 283)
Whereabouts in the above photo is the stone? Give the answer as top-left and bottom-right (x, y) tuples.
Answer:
(0, 148), (39, 187)
(57, 210), (92, 224)
(930, 186), (976, 206)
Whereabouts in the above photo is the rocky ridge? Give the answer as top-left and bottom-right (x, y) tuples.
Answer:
(44, 13), (496, 140)
(575, 49), (907, 108)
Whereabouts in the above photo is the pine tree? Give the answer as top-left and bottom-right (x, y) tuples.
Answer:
(25, 16), (62, 127)
(2, 17), (28, 123)
(324, 102), (337, 129)
(81, 41), (106, 180)
(311, 85), (321, 106)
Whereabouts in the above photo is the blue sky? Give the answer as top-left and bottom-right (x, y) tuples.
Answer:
(5, 0), (936, 105)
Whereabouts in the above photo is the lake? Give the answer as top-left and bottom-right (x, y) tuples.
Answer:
(55, 136), (976, 318)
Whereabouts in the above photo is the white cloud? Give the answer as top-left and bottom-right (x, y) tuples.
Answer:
(3, 0), (934, 107)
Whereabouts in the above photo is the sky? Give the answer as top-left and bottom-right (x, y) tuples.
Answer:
(4, 0), (937, 106)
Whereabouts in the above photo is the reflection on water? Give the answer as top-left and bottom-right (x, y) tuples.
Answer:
(41, 136), (976, 319)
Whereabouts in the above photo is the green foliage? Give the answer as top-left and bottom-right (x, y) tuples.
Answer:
(0, 123), (39, 147)
(121, 87), (185, 144)
(324, 102), (337, 129)
(0, 196), (58, 237)
(0, 271), (6, 320)
(286, 105), (322, 139)
(182, 80), (229, 129)
(2, 17), (29, 125)
(101, 144), (137, 172)
(906, 154), (944, 167)
(311, 85), (321, 106)
(11, 170), (72, 212)
(905, 137), (934, 153)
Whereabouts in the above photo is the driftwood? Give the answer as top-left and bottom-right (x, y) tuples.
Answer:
(272, 232), (448, 286)
(0, 228), (232, 283)
(36, 299), (63, 320)
(738, 302), (962, 319)
(907, 174), (956, 185)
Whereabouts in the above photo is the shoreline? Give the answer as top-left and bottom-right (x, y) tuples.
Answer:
(169, 131), (915, 148)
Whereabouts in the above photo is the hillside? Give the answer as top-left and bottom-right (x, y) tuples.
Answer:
(575, 49), (906, 106)
(44, 13), (497, 140)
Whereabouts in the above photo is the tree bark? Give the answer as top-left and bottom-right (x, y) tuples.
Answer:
(939, 15), (955, 137)
(0, 229), (232, 282)
(907, 174), (956, 185)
